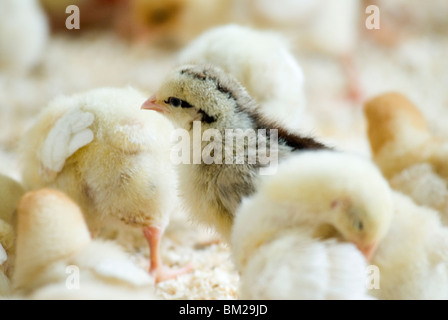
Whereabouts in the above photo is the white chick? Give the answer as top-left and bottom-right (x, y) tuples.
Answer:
(21, 87), (190, 283)
(364, 92), (448, 224)
(371, 192), (448, 300)
(178, 24), (308, 132)
(12, 188), (158, 299)
(242, 0), (362, 101)
(232, 151), (392, 299)
(245, 0), (360, 55)
(0, 0), (49, 73)
(142, 64), (328, 242)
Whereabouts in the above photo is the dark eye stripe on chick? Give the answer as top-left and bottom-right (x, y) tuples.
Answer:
(166, 94), (216, 123)
(198, 109), (216, 124)
(180, 65), (328, 151)
(165, 97), (193, 108)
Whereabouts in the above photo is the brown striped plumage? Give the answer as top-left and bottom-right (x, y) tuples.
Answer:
(144, 64), (328, 240)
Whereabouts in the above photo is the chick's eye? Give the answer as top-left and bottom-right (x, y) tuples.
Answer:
(165, 97), (182, 107)
(354, 219), (364, 231)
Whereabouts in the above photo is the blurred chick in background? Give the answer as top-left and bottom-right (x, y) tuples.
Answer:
(238, 0), (363, 102)
(364, 92), (448, 225)
(142, 64), (327, 242)
(232, 151), (392, 299)
(371, 191), (448, 299)
(178, 24), (309, 132)
(13, 189), (158, 299)
(115, 0), (233, 45)
(364, 0), (448, 46)
(0, 0), (49, 74)
(115, 0), (185, 42)
(20, 87), (191, 283)
(41, 0), (233, 46)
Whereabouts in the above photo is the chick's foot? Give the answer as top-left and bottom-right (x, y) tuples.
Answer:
(143, 226), (193, 283)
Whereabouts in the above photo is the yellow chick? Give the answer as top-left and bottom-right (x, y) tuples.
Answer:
(20, 87), (190, 283)
(178, 24), (308, 132)
(364, 92), (448, 223)
(232, 151), (392, 299)
(13, 188), (158, 299)
(0, 0), (49, 74)
(371, 191), (448, 299)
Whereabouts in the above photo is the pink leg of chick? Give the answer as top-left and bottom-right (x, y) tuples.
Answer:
(143, 226), (192, 283)
(341, 53), (363, 104)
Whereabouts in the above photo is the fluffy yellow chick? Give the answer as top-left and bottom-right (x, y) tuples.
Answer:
(178, 24), (307, 132)
(0, 174), (25, 296)
(142, 64), (327, 242)
(116, 0), (232, 45)
(0, 0), (49, 73)
(364, 92), (448, 223)
(231, 151), (392, 299)
(371, 192), (448, 299)
(13, 188), (158, 299)
(21, 87), (190, 282)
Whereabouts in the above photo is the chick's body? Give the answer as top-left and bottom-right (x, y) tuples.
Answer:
(22, 87), (174, 230)
(371, 192), (448, 299)
(364, 92), (448, 224)
(21, 87), (188, 282)
(231, 151), (393, 299)
(13, 189), (158, 299)
(240, 234), (370, 300)
(179, 24), (307, 131)
(143, 65), (327, 241)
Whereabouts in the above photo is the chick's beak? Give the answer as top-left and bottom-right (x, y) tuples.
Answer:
(357, 243), (377, 261)
(141, 95), (168, 114)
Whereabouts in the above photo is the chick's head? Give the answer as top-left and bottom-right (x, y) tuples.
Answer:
(264, 151), (393, 260)
(142, 64), (257, 132)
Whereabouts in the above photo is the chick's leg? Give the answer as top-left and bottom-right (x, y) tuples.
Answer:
(341, 53), (363, 104)
(143, 226), (192, 283)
